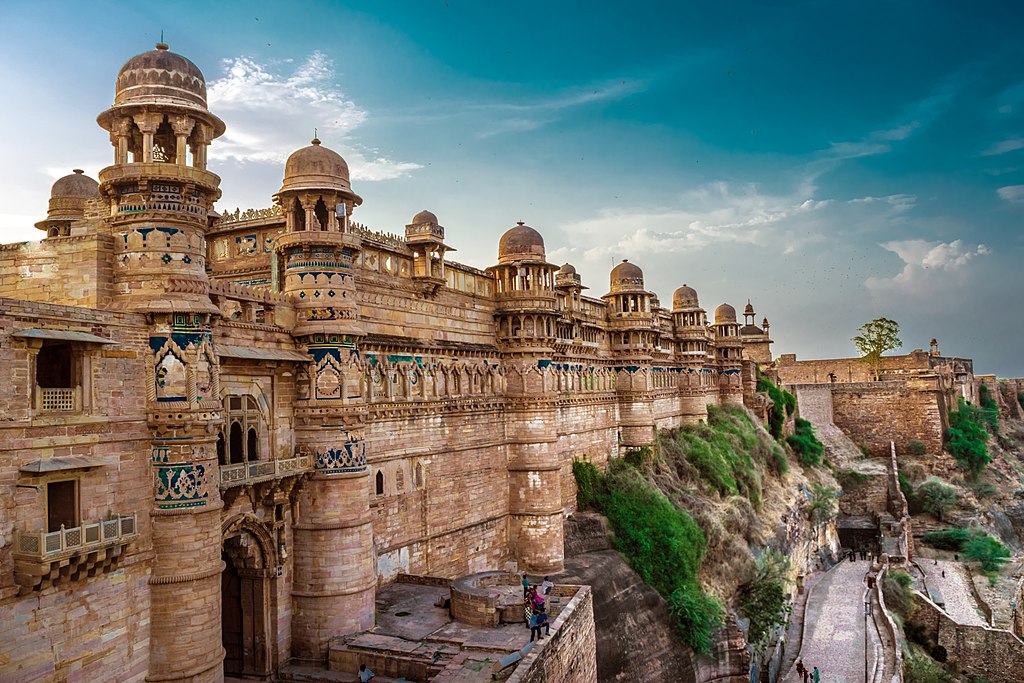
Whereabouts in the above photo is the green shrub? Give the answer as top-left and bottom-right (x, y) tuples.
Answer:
(572, 460), (604, 511)
(659, 405), (768, 508)
(904, 652), (951, 683)
(978, 385), (999, 432)
(623, 446), (652, 468)
(947, 398), (991, 479)
(756, 372), (795, 439)
(963, 534), (1011, 573)
(916, 477), (958, 522)
(739, 550), (792, 650)
(838, 469), (869, 489)
(786, 418), (824, 466)
(594, 462), (723, 653)
(1017, 391), (1024, 410)
(907, 439), (927, 456)
(970, 481), (996, 498)
(881, 570), (916, 621)
(922, 528), (978, 551)
(807, 483), (837, 523)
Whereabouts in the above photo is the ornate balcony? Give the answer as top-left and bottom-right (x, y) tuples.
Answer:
(219, 454), (312, 489)
(13, 514), (138, 594)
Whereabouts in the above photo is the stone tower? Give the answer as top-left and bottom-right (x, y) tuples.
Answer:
(96, 43), (227, 682)
(488, 223), (564, 573)
(405, 209), (452, 291)
(603, 260), (657, 447)
(272, 139), (376, 657)
(713, 303), (744, 405)
(34, 169), (101, 238)
(672, 284), (712, 423)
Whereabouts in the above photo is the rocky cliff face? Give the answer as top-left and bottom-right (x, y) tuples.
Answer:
(557, 513), (750, 683)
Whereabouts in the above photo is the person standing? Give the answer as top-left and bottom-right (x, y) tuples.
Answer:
(813, 666), (820, 683)
(358, 664), (375, 682)
(541, 576), (554, 595)
(796, 659), (805, 679)
(521, 574), (530, 598)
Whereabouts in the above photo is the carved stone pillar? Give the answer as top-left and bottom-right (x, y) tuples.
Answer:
(133, 112), (162, 163)
(171, 114), (195, 166)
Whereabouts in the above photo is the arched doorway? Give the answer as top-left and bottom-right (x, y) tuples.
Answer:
(221, 529), (273, 677)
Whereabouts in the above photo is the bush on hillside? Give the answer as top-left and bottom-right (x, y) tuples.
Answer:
(922, 528), (978, 551)
(947, 399), (991, 479)
(963, 534), (1011, 573)
(907, 439), (927, 456)
(916, 478), (958, 522)
(978, 384), (999, 432)
(882, 570), (916, 621)
(786, 418), (824, 466)
(739, 549), (792, 651)
(807, 483), (837, 524)
(572, 460), (604, 511)
(756, 372), (795, 439)
(904, 652), (951, 683)
(1018, 391), (1024, 410)
(899, 472), (919, 512)
(572, 459), (724, 653)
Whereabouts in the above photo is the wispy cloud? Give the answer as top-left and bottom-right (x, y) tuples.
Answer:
(866, 239), (990, 294)
(997, 184), (1024, 203)
(982, 137), (1024, 156)
(207, 52), (421, 180)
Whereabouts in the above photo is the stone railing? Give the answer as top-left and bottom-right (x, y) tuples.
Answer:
(874, 564), (904, 683)
(215, 205), (284, 225)
(14, 513), (137, 562)
(219, 454), (312, 489)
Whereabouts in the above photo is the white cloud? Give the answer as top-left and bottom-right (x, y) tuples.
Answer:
(207, 52), (420, 180)
(996, 185), (1024, 203)
(982, 137), (1024, 156)
(866, 239), (990, 294)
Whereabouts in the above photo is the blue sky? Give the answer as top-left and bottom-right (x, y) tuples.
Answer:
(1, 1), (1022, 375)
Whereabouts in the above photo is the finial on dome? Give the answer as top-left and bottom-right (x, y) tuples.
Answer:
(156, 31), (168, 51)
(311, 137), (321, 146)
(516, 220), (525, 226)
(622, 259), (629, 263)
(73, 169), (84, 174)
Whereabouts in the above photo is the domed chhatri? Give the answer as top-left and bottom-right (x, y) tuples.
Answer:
(497, 221), (545, 263)
(51, 169), (100, 199)
(35, 169), (102, 235)
(557, 263), (577, 275)
(609, 259), (645, 293)
(279, 138), (360, 200)
(714, 303), (737, 324)
(411, 210), (439, 225)
(114, 42), (208, 111)
(672, 284), (699, 309)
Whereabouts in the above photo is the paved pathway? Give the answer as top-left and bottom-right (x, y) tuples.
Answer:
(918, 560), (988, 627)
(782, 560), (877, 683)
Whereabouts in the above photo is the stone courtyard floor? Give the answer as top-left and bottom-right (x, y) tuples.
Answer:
(781, 559), (879, 683)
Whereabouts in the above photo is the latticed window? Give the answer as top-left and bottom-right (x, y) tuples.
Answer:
(36, 342), (79, 412)
(222, 396), (264, 464)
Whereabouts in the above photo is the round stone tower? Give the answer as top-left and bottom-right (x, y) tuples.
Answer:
(672, 284), (712, 422)
(602, 260), (658, 447)
(487, 223), (563, 574)
(713, 303), (744, 405)
(271, 139), (376, 657)
(96, 43), (226, 683)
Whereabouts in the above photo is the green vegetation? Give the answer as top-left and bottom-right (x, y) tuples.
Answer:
(904, 652), (951, 683)
(572, 460), (603, 511)
(964, 534), (1011, 573)
(739, 549), (792, 651)
(786, 418), (824, 466)
(921, 528), (1011, 573)
(852, 317), (902, 381)
(916, 477), (958, 522)
(837, 468), (869, 489)
(978, 384), (999, 432)
(970, 481), (996, 498)
(756, 371), (795, 439)
(907, 439), (927, 456)
(658, 405), (785, 508)
(922, 527), (977, 551)
(947, 399), (992, 479)
(807, 483), (837, 524)
(572, 459), (723, 653)
(881, 569), (916, 621)
(1017, 391), (1024, 410)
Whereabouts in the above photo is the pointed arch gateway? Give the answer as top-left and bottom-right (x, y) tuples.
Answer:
(221, 516), (277, 677)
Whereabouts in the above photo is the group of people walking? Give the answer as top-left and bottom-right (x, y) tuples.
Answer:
(522, 575), (554, 642)
(796, 659), (821, 683)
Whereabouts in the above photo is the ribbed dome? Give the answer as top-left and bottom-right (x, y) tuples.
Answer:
(672, 284), (699, 308)
(279, 138), (355, 195)
(51, 170), (99, 199)
(497, 222), (545, 263)
(114, 43), (207, 111)
(714, 303), (737, 324)
(411, 210), (438, 225)
(609, 259), (645, 292)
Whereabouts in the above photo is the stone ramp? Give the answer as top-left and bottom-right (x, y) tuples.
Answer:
(918, 560), (989, 627)
(781, 560), (880, 683)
